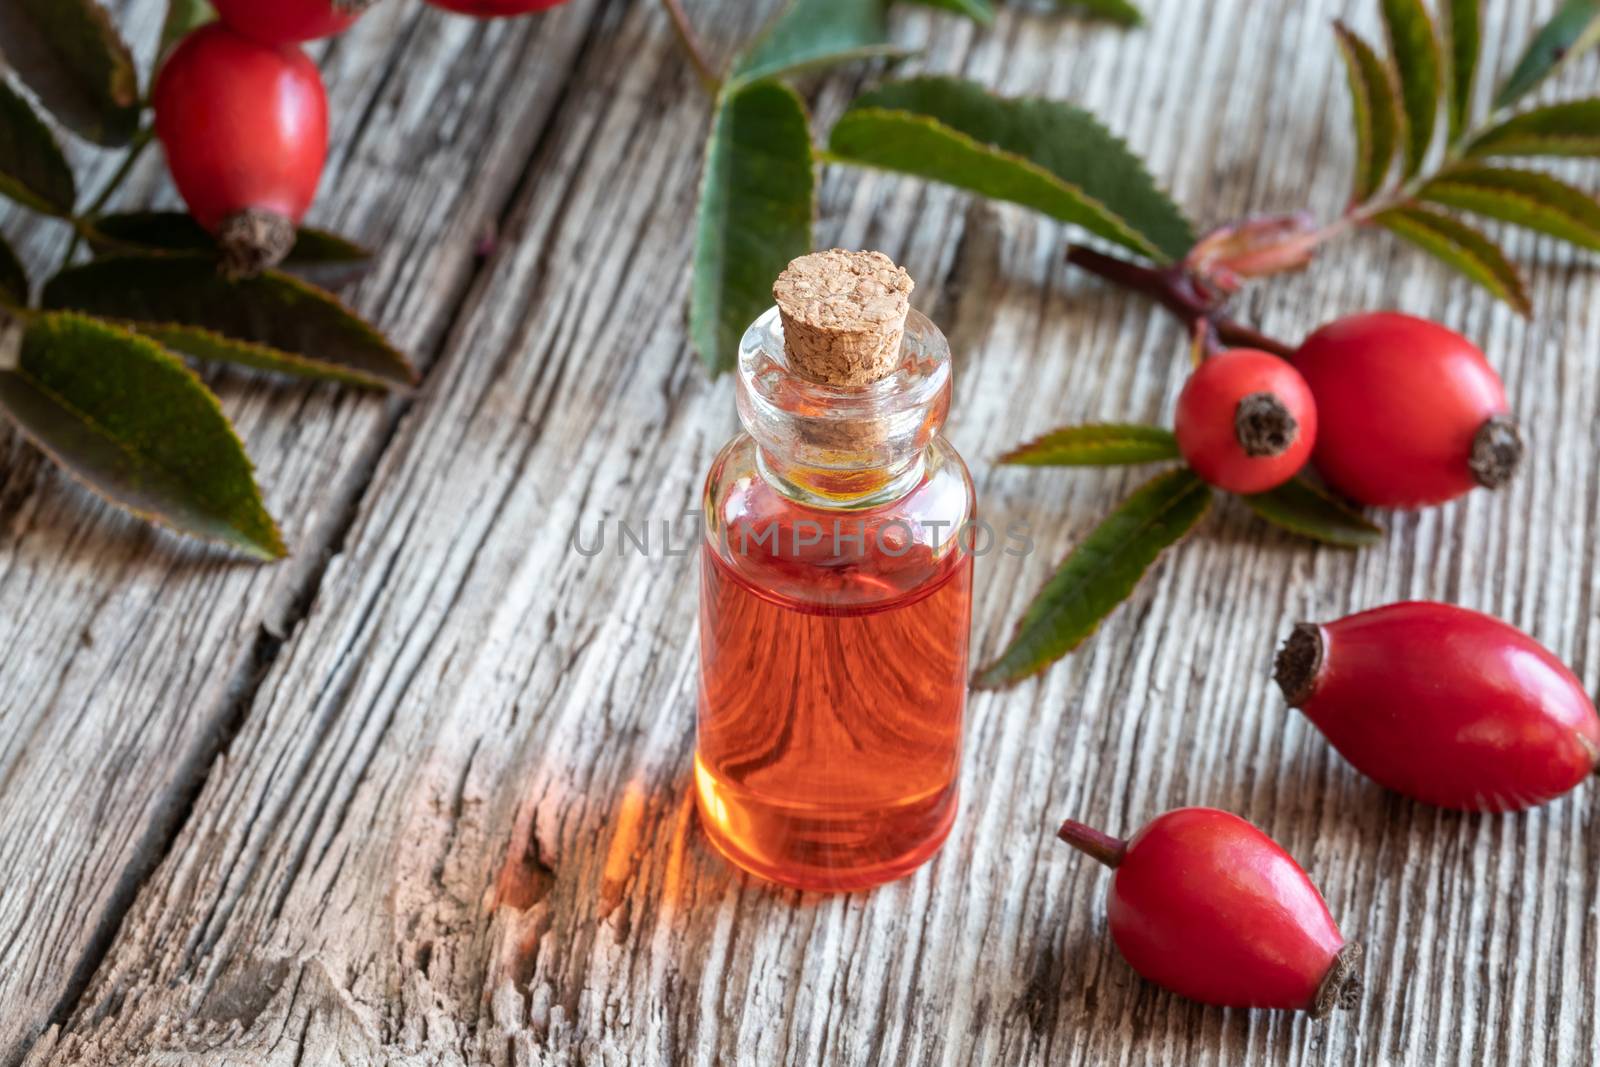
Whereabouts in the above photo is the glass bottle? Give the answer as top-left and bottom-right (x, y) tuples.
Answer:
(694, 251), (975, 892)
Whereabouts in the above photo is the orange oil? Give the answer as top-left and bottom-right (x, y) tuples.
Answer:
(694, 537), (972, 891)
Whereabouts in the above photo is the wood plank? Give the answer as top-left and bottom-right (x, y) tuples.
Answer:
(0, 1), (609, 1060)
(17, 1), (1600, 1065)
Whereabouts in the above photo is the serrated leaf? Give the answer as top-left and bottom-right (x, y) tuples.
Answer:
(0, 233), (26, 307)
(0, 312), (284, 559)
(1242, 476), (1383, 548)
(41, 255), (416, 388)
(1465, 99), (1600, 157)
(1375, 205), (1531, 314)
(1333, 22), (1401, 204)
(690, 82), (814, 376)
(0, 0), (139, 146)
(1000, 424), (1178, 467)
(90, 212), (374, 286)
(1420, 165), (1600, 252)
(827, 77), (1194, 262)
(975, 467), (1211, 688)
(903, 0), (992, 21)
(0, 80), (76, 215)
(138, 324), (398, 389)
(1494, 0), (1600, 111)
(159, 0), (213, 60)
(267, 228), (370, 268)
(1380, 0), (1442, 178)
(1443, 0), (1481, 142)
(731, 0), (906, 87)
(1052, 0), (1143, 24)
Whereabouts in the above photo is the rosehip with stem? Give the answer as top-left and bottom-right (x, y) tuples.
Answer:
(153, 24), (329, 276)
(1275, 602), (1600, 812)
(1057, 808), (1361, 1015)
(1291, 313), (1523, 508)
(424, 0), (569, 15)
(1174, 349), (1317, 494)
(212, 0), (375, 44)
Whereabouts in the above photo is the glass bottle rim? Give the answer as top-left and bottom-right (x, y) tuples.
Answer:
(736, 306), (951, 424)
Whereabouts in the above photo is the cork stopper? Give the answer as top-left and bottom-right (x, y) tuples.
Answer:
(773, 249), (913, 387)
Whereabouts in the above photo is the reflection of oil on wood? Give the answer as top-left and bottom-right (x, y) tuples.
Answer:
(3, 1), (1597, 1064)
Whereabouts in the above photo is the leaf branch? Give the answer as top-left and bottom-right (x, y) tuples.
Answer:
(60, 124), (154, 269)
(660, 0), (720, 95)
(1064, 245), (1296, 358)
(82, 124), (153, 220)
(1304, 3), (1600, 313)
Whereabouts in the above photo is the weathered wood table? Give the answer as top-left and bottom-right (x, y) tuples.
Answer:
(3, 1), (1596, 1063)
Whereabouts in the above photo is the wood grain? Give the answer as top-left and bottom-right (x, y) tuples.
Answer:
(5, 1), (1599, 1065)
(0, 0), (607, 1059)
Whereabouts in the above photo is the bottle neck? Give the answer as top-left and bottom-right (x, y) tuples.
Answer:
(735, 306), (953, 512)
(754, 443), (930, 510)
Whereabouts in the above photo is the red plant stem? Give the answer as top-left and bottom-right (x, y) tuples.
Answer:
(1215, 318), (1296, 360)
(660, 0), (719, 96)
(1066, 244), (1193, 313)
(1065, 245), (1296, 360)
(1057, 820), (1129, 868)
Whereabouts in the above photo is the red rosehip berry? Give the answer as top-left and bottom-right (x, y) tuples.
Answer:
(1275, 602), (1600, 813)
(153, 24), (329, 276)
(212, 0), (372, 44)
(1058, 809), (1361, 1015)
(424, 0), (568, 16)
(1174, 349), (1317, 494)
(1291, 312), (1523, 508)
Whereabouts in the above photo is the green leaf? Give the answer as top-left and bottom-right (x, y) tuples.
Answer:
(0, 312), (284, 559)
(41, 255), (416, 388)
(1465, 99), (1600, 157)
(731, 0), (906, 87)
(1380, 0), (1443, 178)
(0, 0), (140, 146)
(137, 324), (399, 389)
(159, 0), (213, 60)
(270, 229), (371, 268)
(690, 82), (814, 376)
(1494, 0), (1600, 111)
(1443, 0), (1481, 142)
(827, 77), (1194, 263)
(974, 467), (1211, 688)
(1000, 424), (1178, 467)
(90, 212), (374, 286)
(1333, 22), (1401, 204)
(1052, 0), (1143, 24)
(1419, 165), (1600, 252)
(0, 233), (27, 308)
(0, 80), (76, 215)
(1242, 476), (1383, 548)
(1375, 205), (1531, 315)
(902, 0), (993, 22)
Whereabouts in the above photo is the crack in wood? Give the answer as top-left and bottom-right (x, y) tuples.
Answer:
(8, 2), (1600, 1065)
(2, 3), (620, 1064)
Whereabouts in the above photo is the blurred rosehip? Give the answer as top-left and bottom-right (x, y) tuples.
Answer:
(424, 0), (569, 16)
(154, 24), (328, 275)
(212, 0), (373, 44)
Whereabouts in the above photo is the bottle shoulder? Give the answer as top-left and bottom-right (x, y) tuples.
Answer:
(702, 434), (975, 610)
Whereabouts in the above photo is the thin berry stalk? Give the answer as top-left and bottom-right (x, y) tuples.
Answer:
(1065, 245), (1295, 359)
(660, 0), (720, 95)
(1057, 820), (1128, 868)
